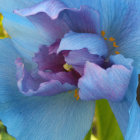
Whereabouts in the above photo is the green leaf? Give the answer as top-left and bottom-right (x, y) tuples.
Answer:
(0, 121), (16, 140)
(84, 128), (92, 140)
(95, 99), (124, 140)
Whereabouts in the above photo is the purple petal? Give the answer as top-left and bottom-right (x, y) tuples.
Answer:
(33, 45), (65, 72)
(59, 5), (100, 34)
(48, 39), (60, 54)
(14, 0), (67, 18)
(15, 58), (76, 96)
(38, 70), (80, 85)
(58, 31), (108, 57)
(14, 0), (69, 41)
(14, 0), (100, 36)
(78, 54), (133, 101)
(65, 48), (104, 75)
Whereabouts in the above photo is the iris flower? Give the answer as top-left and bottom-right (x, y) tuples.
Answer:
(0, 0), (140, 140)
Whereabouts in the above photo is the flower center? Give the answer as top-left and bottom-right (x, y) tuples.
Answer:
(63, 63), (73, 71)
(101, 30), (120, 54)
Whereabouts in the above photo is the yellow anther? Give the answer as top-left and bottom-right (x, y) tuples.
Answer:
(63, 63), (73, 72)
(104, 37), (108, 40)
(0, 13), (10, 39)
(113, 42), (119, 48)
(74, 89), (80, 101)
(101, 29), (120, 55)
(115, 51), (120, 54)
(74, 89), (78, 97)
(76, 95), (80, 101)
(109, 37), (115, 42)
(101, 30), (106, 37)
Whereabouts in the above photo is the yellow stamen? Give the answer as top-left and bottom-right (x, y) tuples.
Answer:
(113, 42), (119, 48)
(76, 95), (80, 101)
(74, 89), (78, 97)
(101, 30), (120, 54)
(63, 63), (73, 72)
(74, 89), (80, 101)
(109, 37), (115, 42)
(0, 13), (10, 39)
(101, 30), (106, 37)
(115, 51), (120, 54)
(104, 37), (108, 40)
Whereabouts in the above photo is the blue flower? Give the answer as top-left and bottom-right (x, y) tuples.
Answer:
(0, 0), (140, 140)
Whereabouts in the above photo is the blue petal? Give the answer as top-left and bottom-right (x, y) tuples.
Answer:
(0, 0), (42, 12)
(0, 39), (95, 140)
(0, 10), (47, 61)
(78, 54), (133, 101)
(125, 99), (140, 140)
(109, 69), (138, 136)
(59, 6), (100, 34)
(61, 0), (135, 36)
(58, 31), (108, 57)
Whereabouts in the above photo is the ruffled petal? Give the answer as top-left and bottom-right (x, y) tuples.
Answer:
(15, 58), (76, 96)
(59, 5), (100, 34)
(0, 38), (95, 140)
(14, 0), (100, 34)
(78, 54), (133, 101)
(33, 45), (65, 72)
(58, 31), (108, 57)
(14, 0), (69, 42)
(38, 71), (80, 86)
(14, 0), (67, 18)
(65, 48), (104, 75)
(109, 69), (138, 136)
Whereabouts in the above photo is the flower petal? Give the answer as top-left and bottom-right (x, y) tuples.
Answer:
(33, 45), (65, 72)
(14, 0), (69, 42)
(125, 99), (140, 140)
(78, 54), (133, 101)
(65, 48), (104, 75)
(0, 38), (95, 140)
(0, 0), (42, 12)
(14, 0), (100, 34)
(0, 92), (95, 140)
(15, 58), (76, 96)
(39, 70), (80, 86)
(58, 31), (108, 57)
(0, 38), (20, 103)
(1, 10), (47, 61)
(109, 69), (138, 136)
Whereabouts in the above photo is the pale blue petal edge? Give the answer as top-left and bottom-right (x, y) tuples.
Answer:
(109, 69), (138, 136)
(0, 10), (47, 62)
(125, 99), (140, 140)
(58, 31), (108, 57)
